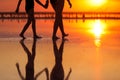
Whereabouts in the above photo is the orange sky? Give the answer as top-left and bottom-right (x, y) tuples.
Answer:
(0, 0), (120, 12)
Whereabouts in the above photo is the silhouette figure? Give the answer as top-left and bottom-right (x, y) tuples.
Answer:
(50, 39), (72, 80)
(50, 0), (72, 40)
(15, 0), (49, 39)
(16, 39), (49, 80)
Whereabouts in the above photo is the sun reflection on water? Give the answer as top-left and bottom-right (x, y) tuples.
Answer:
(95, 37), (101, 47)
(89, 20), (106, 47)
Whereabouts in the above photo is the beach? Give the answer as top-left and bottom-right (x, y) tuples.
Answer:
(0, 19), (120, 80)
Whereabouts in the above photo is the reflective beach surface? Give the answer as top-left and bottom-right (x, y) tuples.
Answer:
(0, 19), (120, 80)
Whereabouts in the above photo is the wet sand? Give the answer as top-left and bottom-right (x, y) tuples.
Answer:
(0, 34), (120, 80)
(0, 20), (120, 80)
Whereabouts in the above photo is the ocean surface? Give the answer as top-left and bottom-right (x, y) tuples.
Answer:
(0, 19), (120, 80)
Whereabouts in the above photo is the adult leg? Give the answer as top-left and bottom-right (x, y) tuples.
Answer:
(52, 14), (60, 40)
(59, 13), (68, 38)
(30, 9), (41, 38)
(19, 10), (32, 38)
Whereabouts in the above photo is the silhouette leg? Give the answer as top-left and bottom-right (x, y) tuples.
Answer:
(19, 10), (32, 38)
(59, 13), (68, 38)
(52, 14), (60, 40)
(32, 18), (41, 38)
(31, 9), (41, 39)
(19, 18), (31, 38)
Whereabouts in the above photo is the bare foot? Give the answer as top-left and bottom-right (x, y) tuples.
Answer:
(62, 34), (69, 39)
(19, 34), (25, 39)
(34, 35), (42, 39)
(52, 36), (60, 40)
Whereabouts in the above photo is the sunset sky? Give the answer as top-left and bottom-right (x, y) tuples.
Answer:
(0, 0), (120, 12)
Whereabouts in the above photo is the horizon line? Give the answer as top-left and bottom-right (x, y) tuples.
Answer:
(1, 11), (120, 14)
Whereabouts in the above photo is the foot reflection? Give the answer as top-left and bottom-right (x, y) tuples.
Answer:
(16, 39), (49, 80)
(50, 39), (72, 80)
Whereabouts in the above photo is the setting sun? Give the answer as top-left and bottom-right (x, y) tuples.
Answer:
(88, 0), (107, 6)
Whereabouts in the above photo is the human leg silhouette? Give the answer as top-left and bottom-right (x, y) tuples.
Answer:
(19, 9), (32, 38)
(59, 13), (68, 38)
(52, 13), (60, 40)
(31, 9), (41, 38)
(20, 9), (40, 38)
(31, 15), (41, 38)
(51, 0), (68, 40)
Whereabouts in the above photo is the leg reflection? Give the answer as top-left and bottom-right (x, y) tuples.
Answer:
(16, 39), (49, 80)
(50, 39), (72, 80)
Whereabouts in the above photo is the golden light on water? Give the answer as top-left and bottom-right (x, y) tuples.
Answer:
(93, 20), (102, 37)
(89, 20), (106, 47)
(91, 20), (106, 37)
(95, 37), (101, 47)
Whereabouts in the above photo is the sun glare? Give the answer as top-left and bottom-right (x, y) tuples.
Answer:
(88, 0), (106, 6)
(91, 20), (106, 37)
(93, 20), (102, 37)
(89, 20), (106, 47)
